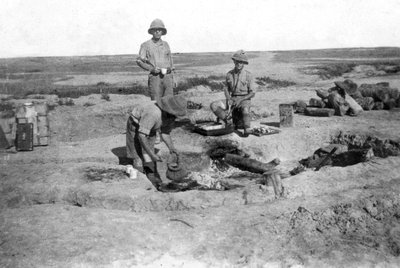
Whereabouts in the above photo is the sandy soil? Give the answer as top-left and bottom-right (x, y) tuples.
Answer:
(1, 52), (400, 267)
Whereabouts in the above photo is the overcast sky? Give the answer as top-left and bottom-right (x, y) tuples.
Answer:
(1, 0), (400, 58)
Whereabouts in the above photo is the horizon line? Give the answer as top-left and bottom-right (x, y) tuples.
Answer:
(1, 46), (399, 60)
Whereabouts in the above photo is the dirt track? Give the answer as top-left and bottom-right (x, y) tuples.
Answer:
(1, 51), (400, 267)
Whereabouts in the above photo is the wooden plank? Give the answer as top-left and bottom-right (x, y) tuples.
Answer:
(304, 107), (335, 117)
(224, 153), (280, 174)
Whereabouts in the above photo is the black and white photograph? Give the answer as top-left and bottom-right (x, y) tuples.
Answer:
(1, 0), (400, 267)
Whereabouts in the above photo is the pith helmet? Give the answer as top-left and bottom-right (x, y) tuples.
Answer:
(232, 50), (248, 64)
(157, 95), (187, 117)
(148, 19), (167, 35)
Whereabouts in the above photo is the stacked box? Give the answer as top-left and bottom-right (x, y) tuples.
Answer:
(15, 102), (50, 147)
(37, 115), (49, 145)
(16, 103), (38, 145)
(35, 103), (49, 146)
(16, 123), (33, 151)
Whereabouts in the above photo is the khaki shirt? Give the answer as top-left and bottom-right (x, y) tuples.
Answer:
(138, 39), (173, 69)
(129, 103), (174, 136)
(226, 69), (254, 96)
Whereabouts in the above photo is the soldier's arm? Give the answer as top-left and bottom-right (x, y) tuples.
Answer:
(138, 133), (162, 162)
(160, 133), (177, 155)
(225, 73), (233, 106)
(136, 44), (159, 73)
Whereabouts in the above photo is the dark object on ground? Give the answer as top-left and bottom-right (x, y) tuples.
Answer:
(331, 133), (400, 158)
(169, 219), (194, 228)
(304, 107), (335, 117)
(207, 139), (247, 171)
(224, 153), (280, 174)
(349, 90), (363, 99)
(158, 180), (200, 192)
(355, 97), (375, 111)
(384, 98), (397, 110)
(157, 179), (241, 192)
(166, 153), (189, 182)
(315, 147), (338, 171)
(193, 122), (234, 136)
(316, 89), (329, 99)
(291, 100), (307, 113)
(16, 123), (34, 151)
(359, 83), (399, 106)
(187, 100), (203, 110)
(374, 102), (384, 110)
(289, 165), (305, 176)
(309, 98), (326, 108)
(334, 79), (358, 95)
(301, 147), (373, 170)
(300, 144), (347, 169)
(332, 148), (374, 167)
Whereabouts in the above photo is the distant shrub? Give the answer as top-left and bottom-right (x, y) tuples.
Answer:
(256, 76), (296, 88)
(207, 74), (226, 80)
(101, 93), (110, 101)
(55, 83), (148, 99)
(26, 94), (46, 99)
(301, 63), (356, 80)
(97, 81), (110, 87)
(83, 102), (95, 107)
(0, 102), (13, 112)
(174, 75), (225, 94)
(27, 69), (42, 73)
(0, 102), (14, 118)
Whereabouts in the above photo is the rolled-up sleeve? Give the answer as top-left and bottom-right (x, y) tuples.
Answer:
(138, 43), (148, 61)
(138, 112), (156, 136)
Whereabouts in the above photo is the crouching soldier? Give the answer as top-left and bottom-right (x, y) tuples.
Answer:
(210, 50), (255, 137)
(126, 95), (187, 189)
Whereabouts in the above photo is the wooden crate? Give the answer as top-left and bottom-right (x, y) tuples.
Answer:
(16, 123), (34, 151)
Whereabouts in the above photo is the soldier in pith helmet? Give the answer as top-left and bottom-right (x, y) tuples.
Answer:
(136, 19), (175, 104)
(210, 50), (255, 137)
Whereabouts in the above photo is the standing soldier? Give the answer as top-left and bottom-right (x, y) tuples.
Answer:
(210, 50), (255, 137)
(136, 18), (175, 104)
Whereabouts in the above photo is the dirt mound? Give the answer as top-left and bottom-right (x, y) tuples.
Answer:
(287, 193), (400, 260)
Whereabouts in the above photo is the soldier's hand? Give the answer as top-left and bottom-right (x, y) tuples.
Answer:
(151, 68), (160, 74)
(170, 149), (179, 157)
(152, 154), (162, 162)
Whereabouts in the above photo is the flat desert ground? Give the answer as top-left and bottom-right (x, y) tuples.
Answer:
(1, 48), (400, 267)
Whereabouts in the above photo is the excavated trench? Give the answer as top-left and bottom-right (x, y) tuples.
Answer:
(3, 132), (400, 215)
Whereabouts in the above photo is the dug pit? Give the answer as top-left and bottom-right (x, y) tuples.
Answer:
(297, 132), (400, 172)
